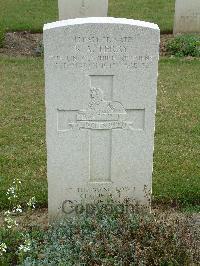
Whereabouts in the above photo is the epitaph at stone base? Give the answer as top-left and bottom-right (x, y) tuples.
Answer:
(43, 18), (160, 221)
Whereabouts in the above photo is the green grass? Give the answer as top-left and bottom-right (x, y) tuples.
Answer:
(0, 56), (200, 210)
(0, 0), (58, 33)
(0, 0), (175, 33)
(0, 56), (47, 209)
(154, 58), (200, 206)
(109, 0), (175, 33)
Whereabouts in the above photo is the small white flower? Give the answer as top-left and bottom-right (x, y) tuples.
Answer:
(9, 187), (15, 193)
(27, 197), (36, 209)
(0, 243), (7, 255)
(18, 239), (31, 253)
(13, 178), (21, 184)
(6, 186), (17, 200)
(4, 210), (11, 216)
(16, 205), (23, 213)
(4, 216), (18, 229)
(12, 205), (23, 214)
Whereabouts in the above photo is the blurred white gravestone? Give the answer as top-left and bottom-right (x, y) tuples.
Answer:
(174, 0), (200, 34)
(58, 0), (108, 20)
(43, 17), (160, 220)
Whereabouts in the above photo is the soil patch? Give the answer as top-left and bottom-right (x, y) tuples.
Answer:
(0, 31), (42, 57)
(0, 31), (173, 57)
(0, 208), (48, 230)
(0, 207), (199, 232)
(160, 34), (174, 56)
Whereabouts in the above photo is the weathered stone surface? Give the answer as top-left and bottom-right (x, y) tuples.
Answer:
(174, 0), (200, 34)
(43, 17), (160, 220)
(58, 0), (108, 20)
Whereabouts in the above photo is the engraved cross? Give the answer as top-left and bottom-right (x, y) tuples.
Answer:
(57, 75), (145, 183)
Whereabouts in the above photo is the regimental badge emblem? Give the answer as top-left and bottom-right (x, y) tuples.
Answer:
(68, 88), (134, 130)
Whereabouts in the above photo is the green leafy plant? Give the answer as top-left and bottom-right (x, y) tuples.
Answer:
(0, 196), (199, 265)
(166, 34), (200, 57)
(22, 201), (199, 266)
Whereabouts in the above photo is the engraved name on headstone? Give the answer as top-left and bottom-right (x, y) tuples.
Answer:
(43, 18), (160, 220)
(58, 0), (108, 20)
(174, 0), (200, 34)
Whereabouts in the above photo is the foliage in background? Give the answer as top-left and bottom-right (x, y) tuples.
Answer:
(22, 202), (199, 265)
(0, 0), (175, 33)
(166, 35), (200, 57)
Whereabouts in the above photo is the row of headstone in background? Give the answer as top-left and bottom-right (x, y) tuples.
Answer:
(43, 18), (160, 221)
(58, 0), (200, 34)
(174, 0), (200, 34)
(58, 0), (108, 20)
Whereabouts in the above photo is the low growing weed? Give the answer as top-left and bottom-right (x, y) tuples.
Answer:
(0, 179), (37, 265)
(166, 34), (200, 57)
(23, 202), (199, 266)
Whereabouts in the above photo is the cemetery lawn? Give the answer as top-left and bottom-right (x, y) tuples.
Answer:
(0, 56), (47, 209)
(0, 0), (174, 33)
(109, 0), (175, 33)
(0, 56), (200, 211)
(0, 0), (58, 33)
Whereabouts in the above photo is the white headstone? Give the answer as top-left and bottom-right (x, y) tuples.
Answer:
(43, 17), (160, 220)
(174, 0), (200, 34)
(58, 0), (108, 20)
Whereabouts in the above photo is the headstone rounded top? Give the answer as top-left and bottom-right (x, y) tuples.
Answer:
(43, 17), (160, 31)
(44, 15), (160, 221)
